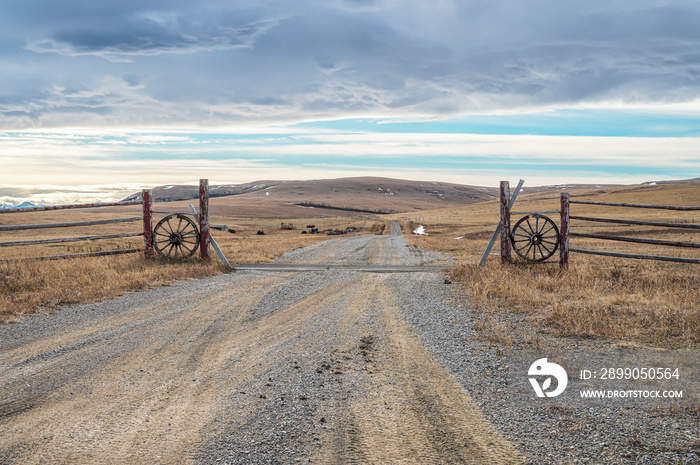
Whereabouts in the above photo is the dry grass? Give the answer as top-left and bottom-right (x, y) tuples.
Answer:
(148, 176), (498, 218)
(0, 207), (378, 323)
(209, 214), (381, 262)
(0, 255), (228, 323)
(2, 181), (697, 341)
(448, 259), (700, 347)
(397, 182), (700, 348)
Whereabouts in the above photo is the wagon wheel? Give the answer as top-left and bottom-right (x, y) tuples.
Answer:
(510, 214), (560, 262)
(153, 214), (199, 259)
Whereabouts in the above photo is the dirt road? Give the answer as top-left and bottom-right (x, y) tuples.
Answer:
(0, 223), (523, 464)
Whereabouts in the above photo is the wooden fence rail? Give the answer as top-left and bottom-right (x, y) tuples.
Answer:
(2, 249), (143, 262)
(561, 195), (700, 267)
(0, 217), (142, 231)
(568, 232), (700, 249)
(565, 248), (700, 264)
(568, 200), (700, 211)
(0, 200), (141, 214)
(0, 180), (219, 263)
(0, 232), (143, 248)
(568, 215), (700, 230)
(0, 192), (152, 261)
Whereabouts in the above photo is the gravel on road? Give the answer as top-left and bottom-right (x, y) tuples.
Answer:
(1, 220), (696, 464)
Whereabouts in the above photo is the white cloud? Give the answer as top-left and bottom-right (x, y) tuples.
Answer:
(1, 1), (699, 128)
(1, 1), (698, 193)
(0, 183), (158, 206)
(1, 128), (696, 188)
(24, 14), (288, 62)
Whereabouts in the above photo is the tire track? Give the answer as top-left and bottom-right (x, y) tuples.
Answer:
(0, 272), (361, 464)
(1, 234), (523, 464)
(311, 274), (523, 464)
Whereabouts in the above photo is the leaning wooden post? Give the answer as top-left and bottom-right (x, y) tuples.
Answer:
(500, 181), (511, 264)
(142, 189), (154, 258)
(560, 192), (570, 270)
(199, 179), (211, 261)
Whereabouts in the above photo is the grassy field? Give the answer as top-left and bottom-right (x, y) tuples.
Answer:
(2, 181), (698, 348)
(138, 176), (500, 218)
(397, 182), (700, 348)
(0, 207), (379, 323)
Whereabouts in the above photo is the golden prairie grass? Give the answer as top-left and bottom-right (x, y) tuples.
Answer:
(0, 208), (377, 322)
(214, 230), (340, 263)
(208, 214), (382, 262)
(0, 255), (228, 323)
(448, 259), (700, 347)
(398, 182), (700, 348)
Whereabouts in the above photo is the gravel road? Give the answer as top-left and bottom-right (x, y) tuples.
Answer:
(1, 222), (696, 464)
(0, 222), (520, 464)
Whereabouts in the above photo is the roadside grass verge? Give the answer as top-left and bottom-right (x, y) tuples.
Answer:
(0, 255), (228, 324)
(447, 259), (700, 348)
(398, 182), (700, 348)
(0, 212), (378, 323)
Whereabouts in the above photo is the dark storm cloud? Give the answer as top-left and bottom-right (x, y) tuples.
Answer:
(25, 14), (285, 61)
(1, 0), (699, 127)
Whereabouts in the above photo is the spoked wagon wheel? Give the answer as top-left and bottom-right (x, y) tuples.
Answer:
(153, 214), (200, 259)
(510, 214), (560, 262)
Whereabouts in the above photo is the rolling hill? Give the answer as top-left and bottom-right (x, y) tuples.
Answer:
(121, 176), (697, 219)
(126, 177), (501, 218)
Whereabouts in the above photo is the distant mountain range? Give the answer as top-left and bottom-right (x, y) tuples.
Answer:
(0, 201), (37, 209)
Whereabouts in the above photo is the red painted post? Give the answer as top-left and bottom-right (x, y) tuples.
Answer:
(560, 192), (570, 270)
(142, 189), (154, 258)
(199, 179), (211, 261)
(500, 181), (511, 264)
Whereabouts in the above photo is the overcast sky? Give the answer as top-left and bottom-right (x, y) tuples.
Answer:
(1, 0), (698, 198)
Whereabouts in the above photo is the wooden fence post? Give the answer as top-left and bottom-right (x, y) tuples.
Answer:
(500, 181), (511, 264)
(199, 179), (211, 261)
(560, 192), (570, 270)
(142, 189), (153, 258)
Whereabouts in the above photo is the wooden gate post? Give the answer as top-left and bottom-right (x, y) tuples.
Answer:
(560, 192), (570, 270)
(142, 189), (154, 258)
(199, 179), (211, 261)
(500, 181), (511, 263)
